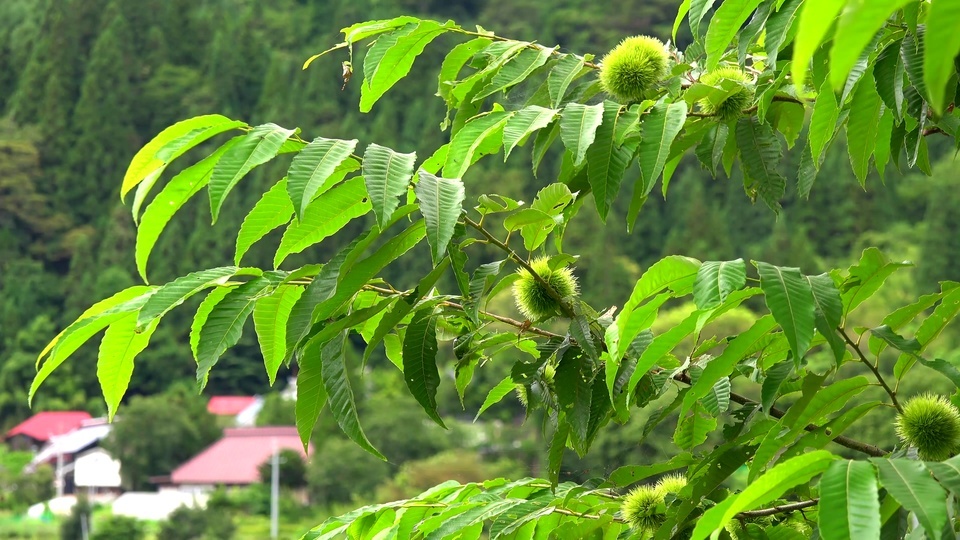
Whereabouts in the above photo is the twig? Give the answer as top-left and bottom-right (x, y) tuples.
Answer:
(737, 499), (818, 518)
(551, 507), (626, 523)
(839, 328), (903, 414)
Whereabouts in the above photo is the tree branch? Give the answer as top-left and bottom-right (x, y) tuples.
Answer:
(839, 328), (903, 414)
(736, 499), (818, 518)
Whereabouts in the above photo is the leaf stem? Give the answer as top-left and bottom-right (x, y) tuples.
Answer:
(736, 499), (819, 518)
(839, 328), (903, 414)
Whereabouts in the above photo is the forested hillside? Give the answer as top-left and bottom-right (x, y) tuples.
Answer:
(2, 0), (958, 449)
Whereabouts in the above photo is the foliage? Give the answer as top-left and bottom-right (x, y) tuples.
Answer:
(88, 515), (145, 540)
(101, 386), (221, 490)
(157, 504), (236, 540)
(60, 495), (91, 540)
(257, 448), (307, 489)
(22, 0), (960, 539)
(306, 438), (391, 506)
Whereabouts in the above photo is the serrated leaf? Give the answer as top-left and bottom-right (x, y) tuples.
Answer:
(475, 376), (518, 420)
(693, 259), (747, 310)
(829, 0), (914, 90)
(208, 123), (297, 223)
(809, 79), (839, 166)
(137, 266), (238, 329)
(319, 332), (386, 459)
(190, 287), (232, 361)
(559, 102), (604, 167)
(295, 336), (327, 449)
(691, 451), (835, 540)
(31, 286), (155, 402)
(254, 285), (304, 385)
(503, 106), (559, 160)
(761, 359), (794, 413)
(555, 348), (593, 453)
(360, 20), (456, 112)
(695, 122), (728, 176)
(97, 313), (159, 421)
(474, 46), (554, 101)
(705, 0), (764, 70)
(403, 306), (446, 428)
(287, 137), (359, 220)
(926, 456), (960, 496)
(136, 137), (242, 282)
(274, 177), (372, 267)
(674, 402), (717, 450)
(923, 0), (960, 113)
(846, 67), (882, 185)
(757, 262), (815, 360)
(637, 102), (687, 196)
(872, 458), (948, 540)
(235, 179), (295, 265)
(807, 272), (846, 363)
(416, 171), (464, 264)
(196, 276), (276, 389)
(443, 111), (511, 178)
(548, 54), (586, 107)
(843, 247), (912, 317)
(792, 0), (845, 89)
(894, 285), (960, 380)
(121, 114), (243, 200)
(736, 117), (786, 211)
(818, 460), (881, 540)
(604, 453), (697, 488)
(362, 143), (417, 228)
(586, 101), (631, 221)
(875, 40), (905, 118)
(438, 38), (492, 102)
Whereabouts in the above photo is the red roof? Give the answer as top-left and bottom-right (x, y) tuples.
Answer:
(170, 427), (308, 485)
(4, 411), (92, 442)
(207, 396), (258, 416)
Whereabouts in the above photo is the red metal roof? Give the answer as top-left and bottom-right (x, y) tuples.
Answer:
(207, 396), (258, 416)
(170, 427), (308, 485)
(4, 411), (92, 442)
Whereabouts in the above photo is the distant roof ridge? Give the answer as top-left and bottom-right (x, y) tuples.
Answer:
(223, 426), (297, 437)
(4, 411), (93, 441)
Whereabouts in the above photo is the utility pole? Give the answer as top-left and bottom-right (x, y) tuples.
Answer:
(270, 439), (279, 539)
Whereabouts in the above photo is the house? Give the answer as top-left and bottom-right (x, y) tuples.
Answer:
(4, 411), (92, 452)
(27, 418), (119, 495)
(169, 427), (308, 493)
(207, 395), (263, 426)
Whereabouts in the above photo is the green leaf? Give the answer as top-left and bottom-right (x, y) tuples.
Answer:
(705, 0), (763, 70)
(137, 266), (238, 329)
(438, 38), (492, 102)
(503, 106), (559, 160)
(872, 458), (949, 540)
(31, 286), (155, 402)
(586, 101), (631, 221)
(604, 453), (697, 488)
(689, 0), (717, 37)
(415, 171), (465, 264)
(809, 79), (839, 166)
(362, 143), (417, 229)
(869, 285), (955, 356)
(474, 46), (554, 101)
(274, 177), (372, 268)
(926, 456), (960, 496)
(360, 21), (456, 112)
(121, 114), (243, 200)
(548, 54), (586, 107)
(923, 0), (960, 112)
(556, 348), (593, 454)
(757, 262), (815, 360)
(637, 102), (687, 196)
(403, 306), (446, 428)
(846, 68), (882, 185)
(190, 287), (233, 361)
(319, 332), (386, 460)
(235, 179), (295, 265)
(254, 285), (304, 386)
(196, 276), (276, 389)
(295, 336), (328, 449)
(208, 123), (297, 223)
(97, 313), (159, 421)
(682, 315), (776, 416)
(286, 137), (359, 220)
(691, 451), (835, 540)
(674, 402), (717, 450)
(791, 0), (845, 89)
(443, 111), (511, 178)
(136, 137), (242, 282)
(819, 460), (881, 540)
(475, 376), (518, 420)
(894, 285), (960, 380)
(736, 117), (786, 211)
(807, 273), (845, 363)
(829, 0), (914, 90)
(559, 102), (604, 167)
(875, 41), (905, 118)
(843, 248), (912, 317)
(693, 259), (747, 310)
(695, 122), (728, 176)
(341, 16), (422, 44)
